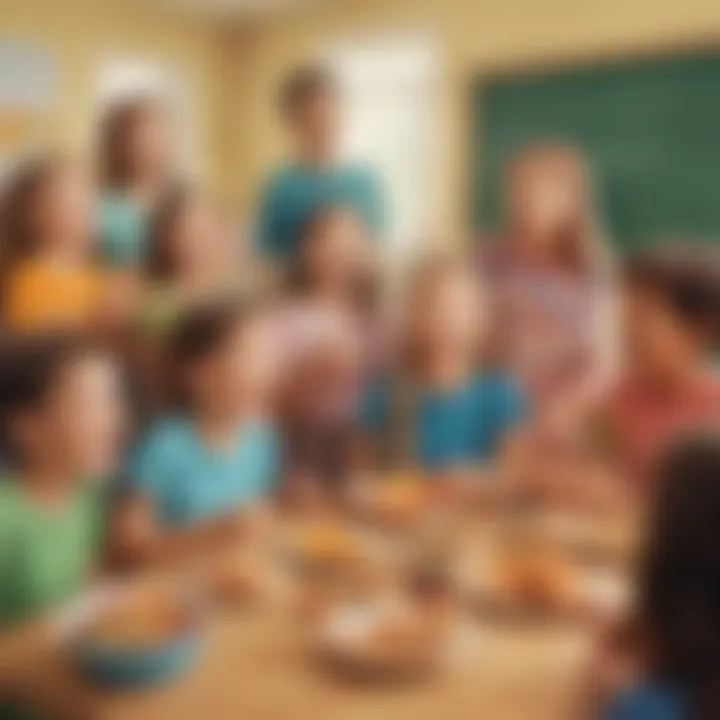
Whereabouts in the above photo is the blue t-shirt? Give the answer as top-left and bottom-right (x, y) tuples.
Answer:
(97, 193), (148, 267)
(127, 416), (278, 526)
(604, 684), (683, 720)
(256, 162), (384, 260)
(361, 371), (525, 471)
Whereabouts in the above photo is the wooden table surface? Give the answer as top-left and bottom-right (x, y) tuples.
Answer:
(19, 513), (626, 720)
(28, 598), (594, 720)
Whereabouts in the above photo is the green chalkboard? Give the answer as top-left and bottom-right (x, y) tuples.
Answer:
(471, 51), (720, 249)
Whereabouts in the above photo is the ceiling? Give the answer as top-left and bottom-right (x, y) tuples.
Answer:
(155, 0), (326, 18)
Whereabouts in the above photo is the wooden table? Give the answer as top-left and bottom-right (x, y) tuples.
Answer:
(15, 511), (629, 720)
(26, 601), (593, 720)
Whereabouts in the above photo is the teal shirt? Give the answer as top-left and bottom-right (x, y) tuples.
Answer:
(256, 163), (384, 260)
(127, 416), (278, 526)
(361, 372), (525, 471)
(97, 193), (148, 267)
(604, 684), (682, 719)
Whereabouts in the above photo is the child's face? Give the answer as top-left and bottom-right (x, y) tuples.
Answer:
(37, 165), (93, 254)
(18, 355), (124, 478)
(306, 209), (368, 286)
(509, 156), (584, 245)
(623, 285), (700, 380)
(293, 86), (339, 150)
(190, 316), (279, 416)
(127, 108), (169, 180)
(413, 270), (484, 361)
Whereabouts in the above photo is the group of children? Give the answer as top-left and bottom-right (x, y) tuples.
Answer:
(3, 65), (720, 719)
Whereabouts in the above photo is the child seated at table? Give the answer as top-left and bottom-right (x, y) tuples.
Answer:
(0, 333), (124, 625)
(360, 255), (525, 490)
(0, 155), (107, 333)
(601, 247), (720, 492)
(583, 429), (720, 719)
(275, 204), (380, 505)
(112, 299), (279, 567)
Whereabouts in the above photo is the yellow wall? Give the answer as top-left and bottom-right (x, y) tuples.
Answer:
(0, 0), (225, 193)
(222, 0), (720, 242)
(4, 0), (720, 230)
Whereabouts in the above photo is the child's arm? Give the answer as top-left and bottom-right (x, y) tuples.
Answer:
(108, 493), (248, 571)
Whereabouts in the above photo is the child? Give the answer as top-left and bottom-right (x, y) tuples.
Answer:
(361, 256), (525, 485)
(0, 155), (103, 333)
(603, 247), (720, 490)
(256, 64), (384, 261)
(276, 204), (378, 503)
(112, 300), (279, 567)
(141, 187), (243, 339)
(482, 144), (617, 442)
(0, 333), (123, 624)
(97, 96), (174, 268)
(585, 430), (720, 719)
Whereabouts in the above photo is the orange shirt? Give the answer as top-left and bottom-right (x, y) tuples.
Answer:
(5, 259), (103, 332)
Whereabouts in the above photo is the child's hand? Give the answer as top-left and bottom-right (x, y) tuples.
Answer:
(283, 473), (327, 512)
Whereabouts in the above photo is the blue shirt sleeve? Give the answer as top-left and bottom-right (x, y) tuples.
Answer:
(254, 173), (286, 260)
(603, 685), (683, 720)
(123, 423), (173, 500)
(248, 423), (280, 497)
(494, 375), (526, 430)
(358, 378), (390, 432)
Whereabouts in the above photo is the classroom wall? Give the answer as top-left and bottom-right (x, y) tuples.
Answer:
(221, 0), (720, 243)
(0, 0), (226, 194)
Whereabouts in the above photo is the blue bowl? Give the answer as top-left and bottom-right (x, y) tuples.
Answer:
(73, 630), (202, 688)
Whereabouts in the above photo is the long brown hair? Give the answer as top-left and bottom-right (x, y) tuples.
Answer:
(400, 252), (483, 379)
(97, 96), (164, 190)
(505, 143), (609, 276)
(0, 154), (66, 309)
(145, 186), (192, 283)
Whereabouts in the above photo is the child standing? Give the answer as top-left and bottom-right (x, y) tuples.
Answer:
(97, 97), (175, 268)
(0, 156), (103, 333)
(113, 300), (279, 566)
(141, 187), (244, 339)
(361, 256), (525, 483)
(0, 334), (124, 624)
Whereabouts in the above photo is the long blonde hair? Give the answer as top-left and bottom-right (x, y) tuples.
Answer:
(505, 143), (611, 277)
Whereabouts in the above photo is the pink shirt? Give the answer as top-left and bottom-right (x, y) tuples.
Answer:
(607, 372), (720, 486)
(482, 244), (608, 415)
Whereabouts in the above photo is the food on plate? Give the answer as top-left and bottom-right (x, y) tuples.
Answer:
(296, 521), (364, 566)
(85, 586), (189, 648)
(365, 612), (436, 660)
(489, 541), (581, 611)
(371, 474), (429, 523)
(203, 556), (258, 606)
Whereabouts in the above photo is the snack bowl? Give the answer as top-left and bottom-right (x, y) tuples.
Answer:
(315, 598), (478, 683)
(57, 582), (204, 688)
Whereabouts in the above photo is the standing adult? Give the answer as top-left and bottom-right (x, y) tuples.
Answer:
(482, 144), (618, 440)
(256, 64), (385, 262)
(97, 97), (175, 269)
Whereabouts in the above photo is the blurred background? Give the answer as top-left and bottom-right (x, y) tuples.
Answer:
(2, 0), (720, 254)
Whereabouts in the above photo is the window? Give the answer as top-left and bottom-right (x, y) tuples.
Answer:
(327, 34), (440, 261)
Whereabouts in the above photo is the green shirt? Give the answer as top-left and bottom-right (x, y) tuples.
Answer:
(0, 480), (101, 625)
